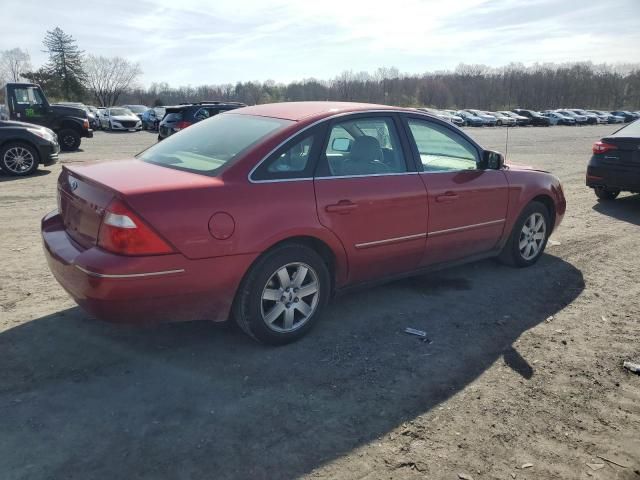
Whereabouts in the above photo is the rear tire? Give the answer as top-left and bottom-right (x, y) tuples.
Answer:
(594, 187), (620, 201)
(58, 129), (81, 151)
(0, 142), (39, 176)
(499, 201), (550, 268)
(233, 244), (330, 345)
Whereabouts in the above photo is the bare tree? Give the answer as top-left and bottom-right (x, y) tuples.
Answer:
(84, 55), (142, 106)
(1, 48), (32, 82)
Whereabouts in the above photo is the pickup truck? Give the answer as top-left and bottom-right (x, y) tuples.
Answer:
(4, 83), (93, 151)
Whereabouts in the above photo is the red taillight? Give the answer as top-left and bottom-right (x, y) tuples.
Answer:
(175, 120), (192, 131)
(592, 141), (617, 154)
(97, 199), (174, 255)
(83, 119), (89, 130)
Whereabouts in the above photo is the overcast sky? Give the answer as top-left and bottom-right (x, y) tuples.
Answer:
(3, 0), (639, 87)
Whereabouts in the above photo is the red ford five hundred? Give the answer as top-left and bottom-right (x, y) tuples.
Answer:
(42, 102), (566, 344)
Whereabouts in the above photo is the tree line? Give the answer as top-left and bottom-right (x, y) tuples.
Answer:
(124, 63), (640, 111)
(2, 28), (639, 111)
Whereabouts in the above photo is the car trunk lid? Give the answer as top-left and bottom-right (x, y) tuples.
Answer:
(58, 159), (219, 250)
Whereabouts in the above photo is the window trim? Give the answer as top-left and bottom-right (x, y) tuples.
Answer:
(247, 110), (443, 184)
(400, 114), (484, 174)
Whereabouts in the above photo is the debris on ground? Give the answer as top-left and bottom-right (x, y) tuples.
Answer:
(404, 327), (427, 337)
(521, 463), (533, 469)
(623, 361), (640, 374)
(597, 455), (630, 468)
(458, 473), (474, 480)
(586, 463), (605, 471)
(547, 239), (561, 246)
(546, 315), (554, 322)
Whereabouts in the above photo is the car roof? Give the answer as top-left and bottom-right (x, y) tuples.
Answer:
(231, 101), (411, 121)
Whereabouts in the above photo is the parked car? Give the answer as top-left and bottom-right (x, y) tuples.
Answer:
(610, 111), (639, 123)
(464, 109), (498, 126)
(417, 108), (464, 127)
(455, 110), (485, 126)
(121, 105), (149, 121)
(100, 107), (142, 131)
(556, 110), (588, 126)
(511, 109), (550, 126)
(570, 109), (605, 125)
(4, 82), (93, 151)
(586, 119), (640, 200)
(542, 111), (576, 126)
(141, 107), (166, 131)
(42, 101), (566, 344)
(497, 111), (530, 126)
(586, 110), (621, 124)
(53, 102), (99, 129)
(0, 120), (59, 176)
(487, 111), (516, 127)
(158, 101), (246, 140)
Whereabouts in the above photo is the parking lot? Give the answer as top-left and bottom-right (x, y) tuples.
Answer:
(1, 125), (639, 479)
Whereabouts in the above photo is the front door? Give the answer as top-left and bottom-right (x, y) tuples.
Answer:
(314, 114), (428, 284)
(8, 85), (50, 127)
(403, 116), (509, 266)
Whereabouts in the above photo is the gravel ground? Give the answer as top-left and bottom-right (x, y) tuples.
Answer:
(0, 125), (639, 480)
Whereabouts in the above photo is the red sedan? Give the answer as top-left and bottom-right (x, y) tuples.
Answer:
(42, 102), (566, 344)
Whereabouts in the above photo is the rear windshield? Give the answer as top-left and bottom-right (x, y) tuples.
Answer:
(138, 113), (292, 176)
(612, 119), (640, 137)
(162, 112), (182, 122)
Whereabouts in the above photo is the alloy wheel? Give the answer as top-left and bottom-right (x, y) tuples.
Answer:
(260, 262), (320, 333)
(519, 213), (546, 260)
(3, 146), (35, 174)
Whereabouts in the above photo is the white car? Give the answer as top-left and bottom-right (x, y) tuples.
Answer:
(100, 108), (142, 131)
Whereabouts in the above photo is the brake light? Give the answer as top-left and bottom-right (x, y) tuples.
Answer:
(175, 120), (192, 131)
(83, 119), (89, 129)
(592, 141), (617, 154)
(97, 199), (174, 255)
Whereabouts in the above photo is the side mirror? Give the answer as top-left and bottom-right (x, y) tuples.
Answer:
(331, 137), (352, 152)
(482, 150), (504, 170)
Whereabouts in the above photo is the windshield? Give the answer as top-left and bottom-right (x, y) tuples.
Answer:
(138, 113), (292, 176)
(110, 108), (133, 116)
(125, 105), (147, 113)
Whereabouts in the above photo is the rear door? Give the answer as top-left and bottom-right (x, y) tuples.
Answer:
(402, 115), (509, 266)
(314, 114), (428, 284)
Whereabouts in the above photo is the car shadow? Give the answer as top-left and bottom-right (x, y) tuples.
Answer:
(0, 255), (584, 479)
(592, 193), (640, 226)
(0, 169), (52, 182)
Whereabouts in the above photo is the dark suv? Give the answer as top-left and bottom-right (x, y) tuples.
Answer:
(158, 101), (246, 141)
(511, 109), (551, 127)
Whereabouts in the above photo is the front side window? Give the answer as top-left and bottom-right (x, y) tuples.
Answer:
(139, 113), (291, 176)
(407, 119), (478, 172)
(321, 117), (406, 176)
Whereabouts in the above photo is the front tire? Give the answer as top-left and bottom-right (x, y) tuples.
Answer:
(58, 129), (81, 151)
(594, 187), (620, 201)
(233, 244), (330, 345)
(499, 201), (550, 268)
(0, 142), (39, 176)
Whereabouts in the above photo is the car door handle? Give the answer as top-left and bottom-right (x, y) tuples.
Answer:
(435, 192), (459, 203)
(325, 200), (358, 214)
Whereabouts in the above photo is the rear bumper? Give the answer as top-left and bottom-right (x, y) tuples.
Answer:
(82, 129), (94, 138)
(586, 160), (640, 193)
(41, 210), (256, 324)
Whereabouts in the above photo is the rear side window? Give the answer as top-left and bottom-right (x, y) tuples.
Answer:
(251, 129), (321, 181)
(162, 112), (183, 122)
(612, 119), (640, 137)
(139, 113), (292, 176)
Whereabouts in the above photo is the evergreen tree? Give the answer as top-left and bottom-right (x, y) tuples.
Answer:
(42, 27), (86, 100)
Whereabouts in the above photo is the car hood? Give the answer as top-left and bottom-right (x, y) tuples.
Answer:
(50, 104), (87, 118)
(0, 119), (43, 129)
(111, 115), (139, 122)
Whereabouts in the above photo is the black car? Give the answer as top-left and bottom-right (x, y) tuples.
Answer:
(586, 119), (640, 200)
(0, 120), (59, 176)
(158, 101), (246, 140)
(511, 109), (550, 126)
(611, 111), (639, 123)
